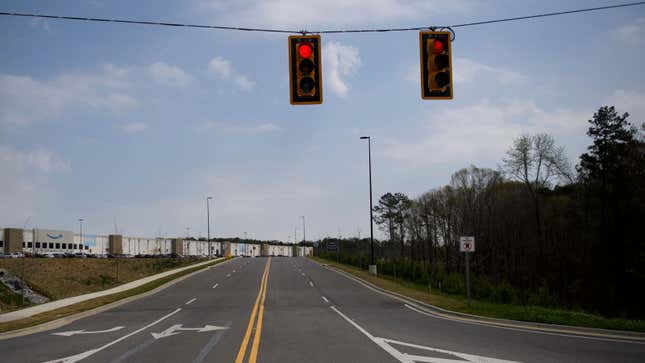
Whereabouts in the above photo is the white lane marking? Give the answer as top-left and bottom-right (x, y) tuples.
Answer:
(212, 283), (219, 289)
(226, 273), (231, 278)
(309, 281), (314, 287)
(185, 298), (197, 305)
(404, 304), (645, 345)
(43, 308), (182, 363)
(321, 296), (329, 303)
(301, 273), (306, 276)
(232, 270), (236, 273)
(151, 324), (229, 339)
(330, 306), (519, 363)
(320, 263), (645, 345)
(52, 326), (125, 337)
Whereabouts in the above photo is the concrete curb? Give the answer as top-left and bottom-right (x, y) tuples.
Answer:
(313, 260), (645, 343)
(0, 257), (231, 339)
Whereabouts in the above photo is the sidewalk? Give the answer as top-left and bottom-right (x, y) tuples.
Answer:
(0, 257), (225, 323)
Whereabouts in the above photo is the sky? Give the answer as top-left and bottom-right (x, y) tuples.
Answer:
(1, 0), (644, 241)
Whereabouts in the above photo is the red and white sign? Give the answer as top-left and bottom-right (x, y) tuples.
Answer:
(460, 236), (475, 252)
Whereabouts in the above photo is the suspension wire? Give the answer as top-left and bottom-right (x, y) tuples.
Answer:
(1, 1), (644, 34)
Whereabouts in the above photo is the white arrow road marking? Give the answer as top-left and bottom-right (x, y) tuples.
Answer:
(330, 306), (520, 363)
(43, 308), (181, 363)
(52, 326), (125, 337)
(151, 324), (229, 339)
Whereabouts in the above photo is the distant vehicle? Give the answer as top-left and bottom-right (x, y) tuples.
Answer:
(73, 253), (87, 258)
(9, 252), (25, 258)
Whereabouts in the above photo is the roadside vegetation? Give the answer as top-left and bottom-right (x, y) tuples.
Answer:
(0, 257), (208, 309)
(315, 105), (645, 326)
(0, 257), (228, 333)
(313, 257), (645, 333)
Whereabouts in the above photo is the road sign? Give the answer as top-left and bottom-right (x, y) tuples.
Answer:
(327, 241), (338, 251)
(459, 236), (475, 252)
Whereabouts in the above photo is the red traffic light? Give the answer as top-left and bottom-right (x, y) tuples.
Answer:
(298, 43), (313, 58)
(432, 39), (444, 54)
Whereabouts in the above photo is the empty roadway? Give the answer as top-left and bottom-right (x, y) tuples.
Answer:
(1, 257), (643, 362)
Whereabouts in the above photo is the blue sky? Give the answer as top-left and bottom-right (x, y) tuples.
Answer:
(1, 0), (644, 241)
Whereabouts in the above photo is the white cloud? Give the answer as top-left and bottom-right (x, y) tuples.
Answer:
(207, 56), (254, 91)
(0, 65), (135, 128)
(123, 122), (148, 134)
(382, 98), (589, 168)
(405, 58), (524, 86)
(454, 58), (525, 85)
(0, 145), (68, 226)
(203, 0), (469, 28)
(148, 62), (191, 87)
(616, 18), (645, 46)
(234, 75), (256, 91)
(0, 145), (70, 173)
(324, 41), (361, 97)
(201, 121), (280, 134)
(605, 89), (645, 122)
(208, 56), (232, 79)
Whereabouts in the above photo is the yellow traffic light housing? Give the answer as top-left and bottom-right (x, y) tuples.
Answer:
(289, 35), (323, 105)
(419, 31), (453, 100)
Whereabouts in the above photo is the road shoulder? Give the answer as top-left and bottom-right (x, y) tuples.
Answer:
(308, 257), (645, 343)
(0, 257), (231, 338)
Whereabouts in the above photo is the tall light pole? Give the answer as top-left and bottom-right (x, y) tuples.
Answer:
(301, 216), (306, 257)
(360, 136), (376, 273)
(78, 218), (84, 254)
(207, 196), (213, 259)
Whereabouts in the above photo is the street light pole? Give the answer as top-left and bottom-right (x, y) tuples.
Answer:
(360, 136), (376, 274)
(78, 218), (84, 254)
(207, 197), (213, 259)
(301, 216), (306, 256)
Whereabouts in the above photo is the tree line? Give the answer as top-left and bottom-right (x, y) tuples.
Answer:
(317, 106), (644, 319)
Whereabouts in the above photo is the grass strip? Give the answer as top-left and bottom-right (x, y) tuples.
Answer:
(0, 258), (229, 333)
(311, 257), (645, 333)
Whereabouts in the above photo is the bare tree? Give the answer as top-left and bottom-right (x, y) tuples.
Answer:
(502, 133), (572, 264)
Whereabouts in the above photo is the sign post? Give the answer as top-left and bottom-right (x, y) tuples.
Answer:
(459, 236), (475, 307)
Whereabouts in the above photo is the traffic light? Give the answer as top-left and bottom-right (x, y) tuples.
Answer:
(419, 31), (453, 100)
(289, 35), (323, 105)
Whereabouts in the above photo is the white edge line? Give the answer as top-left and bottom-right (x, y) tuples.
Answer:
(43, 308), (182, 363)
(311, 259), (645, 345)
(185, 298), (197, 305)
(404, 304), (645, 345)
(330, 306), (410, 363)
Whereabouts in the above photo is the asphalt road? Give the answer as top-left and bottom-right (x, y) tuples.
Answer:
(1, 257), (644, 362)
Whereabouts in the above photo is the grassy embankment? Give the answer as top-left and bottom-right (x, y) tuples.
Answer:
(0, 257), (228, 333)
(311, 256), (645, 333)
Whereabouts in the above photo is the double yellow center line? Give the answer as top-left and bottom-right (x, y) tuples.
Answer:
(235, 257), (271, 363)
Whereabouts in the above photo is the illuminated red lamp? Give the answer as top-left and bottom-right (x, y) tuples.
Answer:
(298, 43), (313, 58)
(432, 39), (444, 54)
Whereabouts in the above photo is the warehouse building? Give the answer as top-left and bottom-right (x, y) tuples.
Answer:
(0, 228), (312, 257)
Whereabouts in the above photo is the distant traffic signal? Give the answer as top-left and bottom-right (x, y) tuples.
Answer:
(419, 31), (453, 100)
(289, 35), (323, 105)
